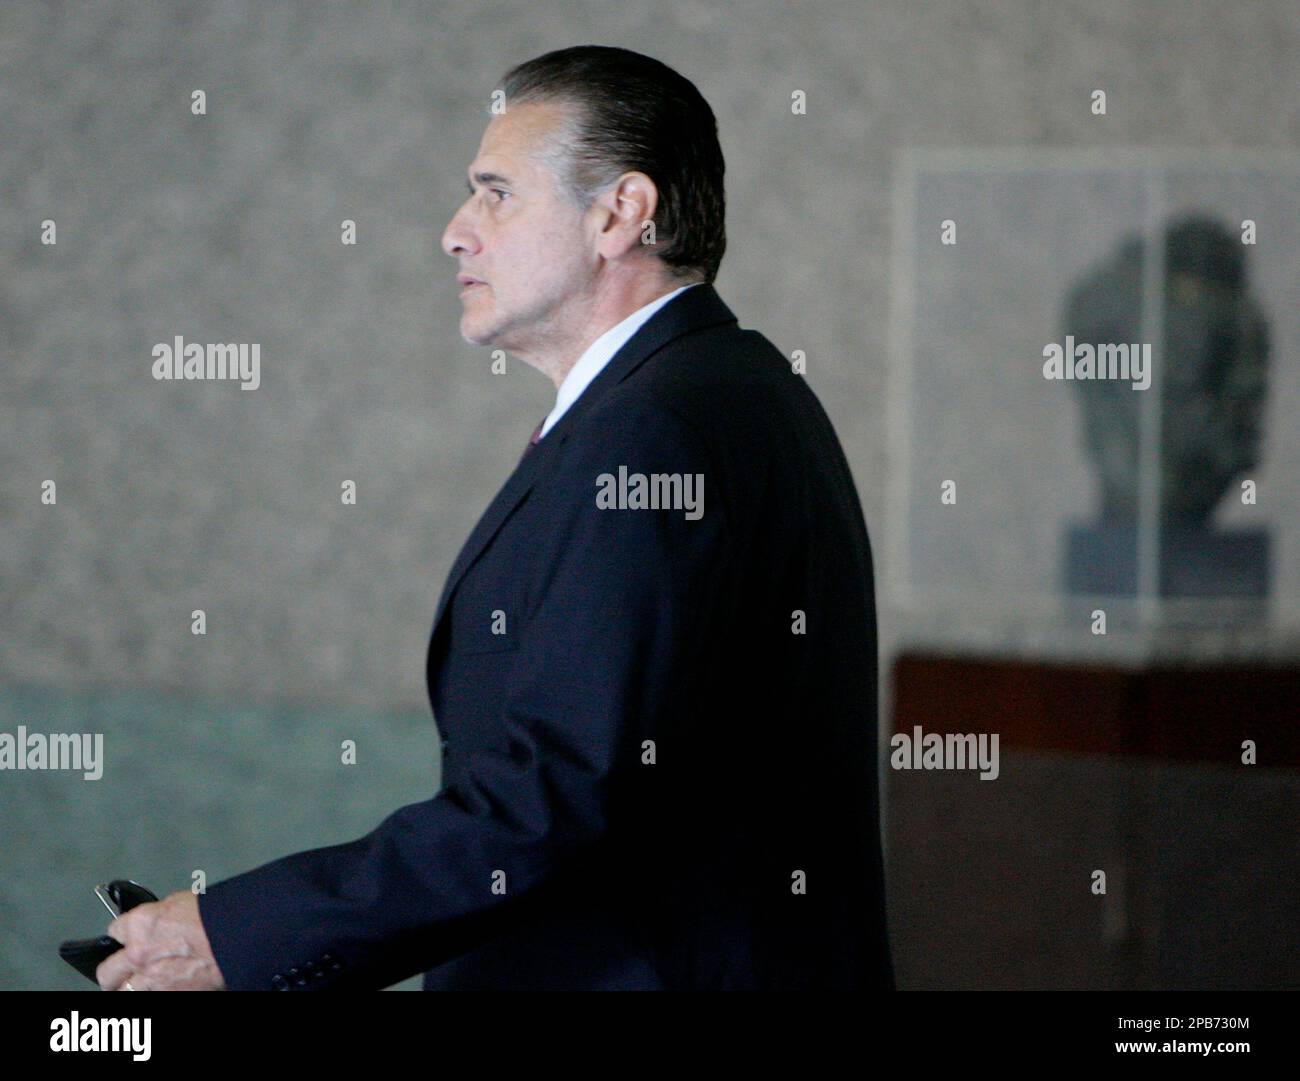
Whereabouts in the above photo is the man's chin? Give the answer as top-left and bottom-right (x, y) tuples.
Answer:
(459, 318), (496, 347)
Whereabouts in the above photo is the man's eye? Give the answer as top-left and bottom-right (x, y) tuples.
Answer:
(491, 189), (509, 201)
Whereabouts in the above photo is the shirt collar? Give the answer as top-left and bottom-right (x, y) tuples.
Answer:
(539, 282), (701, 439)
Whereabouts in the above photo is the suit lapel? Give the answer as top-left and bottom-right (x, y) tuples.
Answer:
(429, 441), (542, 639)
(428, 283), (738, 648)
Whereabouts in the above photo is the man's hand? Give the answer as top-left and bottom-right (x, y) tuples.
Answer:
(96, 890), (227, 991)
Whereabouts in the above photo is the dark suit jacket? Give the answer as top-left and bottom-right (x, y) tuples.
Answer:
(197, 283), (894, 990)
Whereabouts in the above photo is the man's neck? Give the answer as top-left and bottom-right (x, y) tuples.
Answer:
(527, 275), (697, 389)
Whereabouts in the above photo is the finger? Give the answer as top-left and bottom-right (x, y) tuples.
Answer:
(105, 911), (129, 942)
(96, 949), (133, 992)
(134, 955), (213, 991)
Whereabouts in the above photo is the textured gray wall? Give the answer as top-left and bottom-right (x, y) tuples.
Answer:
(3, 1), (1297, 990)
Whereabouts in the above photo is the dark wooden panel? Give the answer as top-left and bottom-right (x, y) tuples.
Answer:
(891, 655), (1300, 768)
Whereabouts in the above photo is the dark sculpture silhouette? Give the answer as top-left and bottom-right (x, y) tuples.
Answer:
(1062, 214), (1271, 601)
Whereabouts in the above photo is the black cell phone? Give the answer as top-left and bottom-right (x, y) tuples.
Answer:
(59, 880), (158, 984)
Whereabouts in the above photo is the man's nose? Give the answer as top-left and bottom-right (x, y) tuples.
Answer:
(441, 205), (478, 258)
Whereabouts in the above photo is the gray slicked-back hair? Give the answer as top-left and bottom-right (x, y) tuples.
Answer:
(499, 45), (726, 284)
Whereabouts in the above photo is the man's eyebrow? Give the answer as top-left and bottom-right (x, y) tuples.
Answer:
(467, 171), (513, 193)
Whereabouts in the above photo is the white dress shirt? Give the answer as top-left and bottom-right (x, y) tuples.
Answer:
(537, 282), (700, 440)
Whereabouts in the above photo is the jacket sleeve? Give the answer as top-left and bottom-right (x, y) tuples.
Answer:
(197, 395), (730, 989)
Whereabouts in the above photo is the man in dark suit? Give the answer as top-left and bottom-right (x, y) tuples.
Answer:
(97, 45), (893, 991)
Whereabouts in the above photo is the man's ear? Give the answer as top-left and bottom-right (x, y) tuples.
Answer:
(592, 171), (660, 261)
